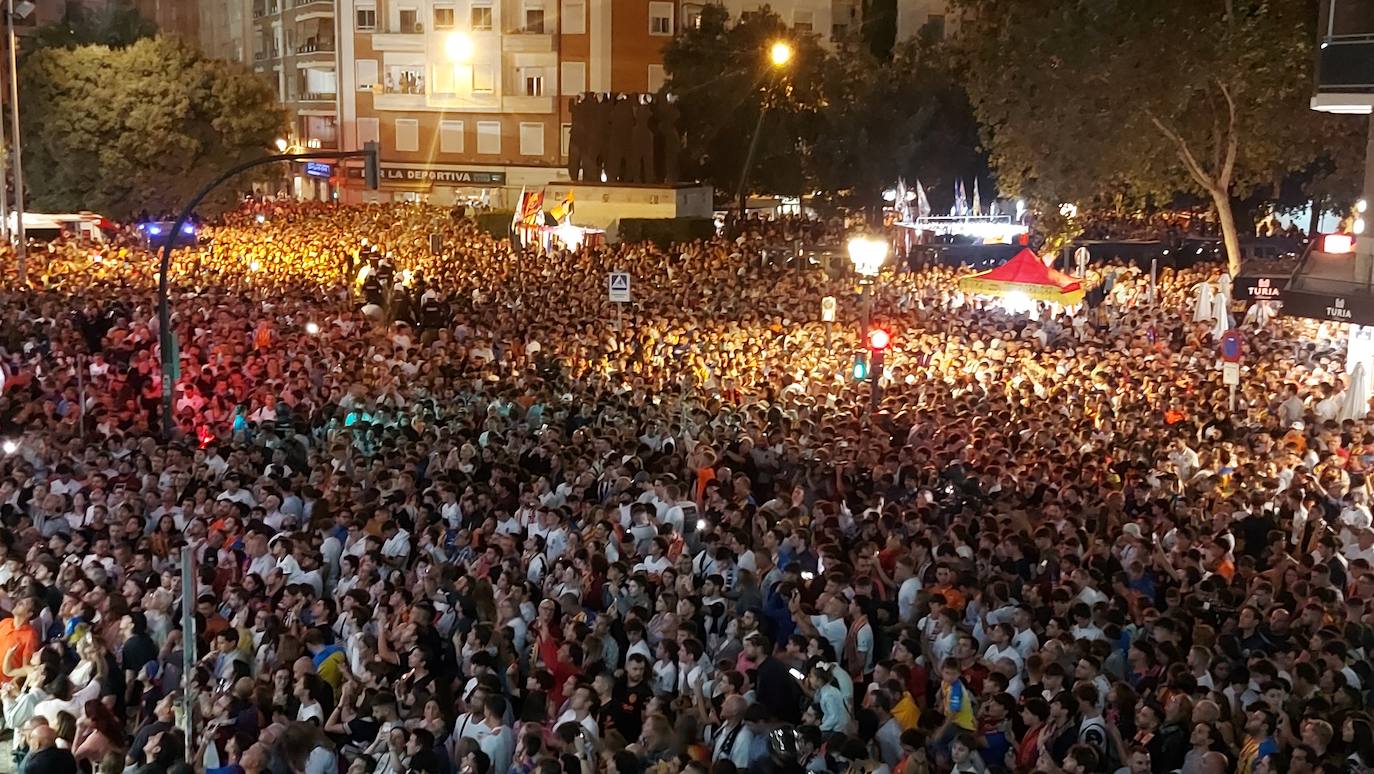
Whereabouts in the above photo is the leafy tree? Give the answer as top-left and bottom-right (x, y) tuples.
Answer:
(808, 39), (985, 216)
(32, 0), (158, 50)
(956, 0), (1360, 274)
(661, 5), (830, 204)
(20, 37), (285, 219)
(664, 8), (988, 215)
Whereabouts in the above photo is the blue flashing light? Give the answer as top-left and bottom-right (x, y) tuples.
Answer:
(181, 223), (195, 235)
(148, 225), (162, 236)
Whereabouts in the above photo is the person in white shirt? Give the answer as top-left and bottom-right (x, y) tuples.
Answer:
(216, 476), (257, 507)
(380, 521), (411, 566)
(476, 695), (515, 774)
(895, 556), (922, 624)
(709, 695), (754, 769)
(553, 685), (599, 737)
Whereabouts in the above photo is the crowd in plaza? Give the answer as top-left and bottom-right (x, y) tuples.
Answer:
(0, 202), (1368, 774)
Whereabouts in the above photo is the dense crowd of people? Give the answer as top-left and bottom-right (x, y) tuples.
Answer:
(0, 201), (1367, 774)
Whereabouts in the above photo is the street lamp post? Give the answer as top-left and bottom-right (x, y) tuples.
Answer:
(7, 0), (31, 283)
(735, 40), (793, 220)
(157, 143), (380, 439)
(848, 235), (888, 416)
(847, 234), (888, 341)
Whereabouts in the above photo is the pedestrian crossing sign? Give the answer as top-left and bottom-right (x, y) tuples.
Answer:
(608, 272), (631, 303)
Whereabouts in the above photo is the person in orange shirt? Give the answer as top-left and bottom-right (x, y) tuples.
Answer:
(926, 564), (965, 614)
(0, 596), (39, 683)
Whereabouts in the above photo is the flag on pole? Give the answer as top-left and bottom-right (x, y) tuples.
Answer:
(894, 179), (911, 223)
(510, 187), (527, 234)
(971, 179), (982, 217)
(549, 191), (575, 223)
(916, 180), (931, 218)
(521, 189), (546, 225)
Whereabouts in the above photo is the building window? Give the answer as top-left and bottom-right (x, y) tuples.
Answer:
(793, 9), (813, 33)
(395, 119), (419, 152)
(355, 7), (376, 29)
(385, 65), (425, 94)
(472, 64), (495, 93)
(358, 117), (381, 146)
(647, 63), (665, 92)
(356, 59), (379, 89)
(434, 6), (455, 27)
(399, 8), (419, 32)
(561, 0), (585, 34)
(477, 121), (501, 154)
(523, 2), (545, 33)
(471, 3), (493, 30)
(560, 123), (571, 155)
(433, 63), (453, 93)
(440, 120), (465, 153)
(649, 2), (673, 35)
(560, 61), (585, 95)
(686, 10), (701, 28)
(523, 68), (545, 97)
(519, 122), (544, 156)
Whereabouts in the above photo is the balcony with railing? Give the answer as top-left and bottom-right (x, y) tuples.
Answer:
(253, 0), (279, 18)
(1316, 0), (1374, 111)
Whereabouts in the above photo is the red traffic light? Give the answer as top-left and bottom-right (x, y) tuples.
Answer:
(868, 329), (890, 350)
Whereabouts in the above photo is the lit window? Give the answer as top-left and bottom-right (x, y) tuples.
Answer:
(434, 6), (455, 27)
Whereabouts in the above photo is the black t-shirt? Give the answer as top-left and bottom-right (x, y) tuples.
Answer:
(608, 679), (653, 742)
(121, 633), (158, 674)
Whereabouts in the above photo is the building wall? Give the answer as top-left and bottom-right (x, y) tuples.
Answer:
(198, 0), (253, 62)
(136, 0), (200, 39)
(335, 0), (669, 203)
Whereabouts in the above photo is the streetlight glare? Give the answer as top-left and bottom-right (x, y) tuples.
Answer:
(275, 138), (288, 152)
(769, 41), (793, 67)
(446, 32), (475, 62)
(847, 236), (888, 277)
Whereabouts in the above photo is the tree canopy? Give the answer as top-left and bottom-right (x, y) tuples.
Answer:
(662, 7), (987, 215)
(20, 37), (285, 219)
(956, 0), (1361, 273)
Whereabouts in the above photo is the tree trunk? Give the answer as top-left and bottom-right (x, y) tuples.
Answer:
(1309, 196), (1322, 237)
(1212, 189), (1242, 276)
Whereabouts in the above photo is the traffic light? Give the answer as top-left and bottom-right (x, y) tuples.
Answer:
(868, 328), (891, 351)
(363, 141), (381, 190)
(852, 354), (868, 381)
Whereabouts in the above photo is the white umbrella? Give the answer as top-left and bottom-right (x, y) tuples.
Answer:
(1341, 362), (1371, 422)
(1193, 282), (1215, 323)
(1244, 300), (1278, 331)
(1211, 285), (1231, 341)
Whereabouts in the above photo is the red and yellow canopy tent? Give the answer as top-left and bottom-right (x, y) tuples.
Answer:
(958, 248), (1085, 305)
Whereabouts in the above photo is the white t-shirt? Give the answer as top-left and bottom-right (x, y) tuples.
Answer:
(810, 614), (846, 659)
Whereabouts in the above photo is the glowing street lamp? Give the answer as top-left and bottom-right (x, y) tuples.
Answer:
(769, 41), (793, 68)
(275, 138), (289, 152)
(736, 40), (797, 217)
(847, 236), (888, 278)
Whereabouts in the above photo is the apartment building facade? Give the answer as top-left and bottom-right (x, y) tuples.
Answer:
(329, 0), (673, 206)
(230, 0), (950, 203)
(247, 0), (340, 200)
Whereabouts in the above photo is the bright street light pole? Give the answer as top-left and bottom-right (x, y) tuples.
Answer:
(848, 234), (888, 342)
(7, 0), (27, 283)
(735, 40), (793, 220)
